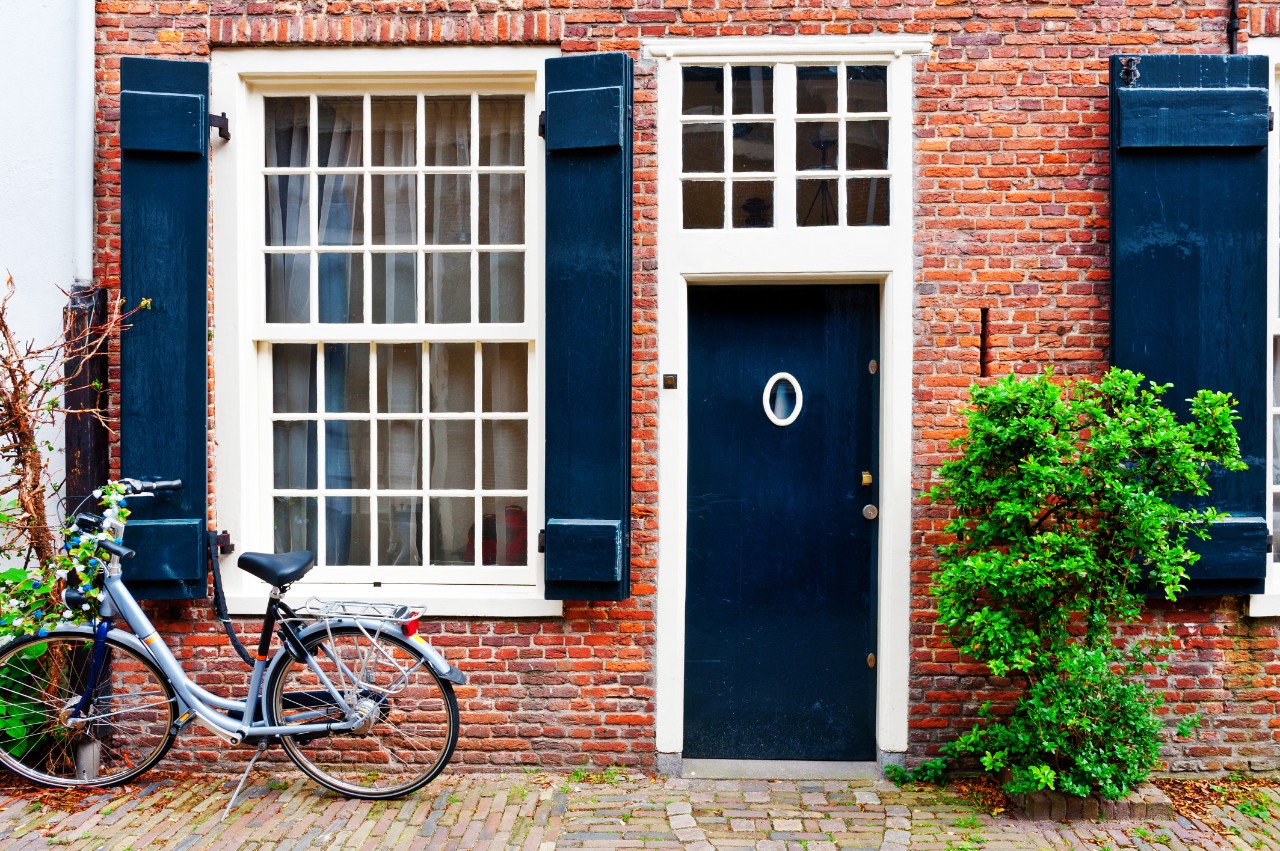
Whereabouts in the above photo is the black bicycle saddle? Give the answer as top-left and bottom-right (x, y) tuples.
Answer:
(237, 551), (315, 587)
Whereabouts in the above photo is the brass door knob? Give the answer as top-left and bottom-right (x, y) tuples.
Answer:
(862, 504), (878, 520)
(867, 653), (876, 669)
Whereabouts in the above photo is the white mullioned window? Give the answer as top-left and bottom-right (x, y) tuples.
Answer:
(213, 49), (558, 615)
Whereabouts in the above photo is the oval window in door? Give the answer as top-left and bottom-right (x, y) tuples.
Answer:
(763, 372), (803, 426)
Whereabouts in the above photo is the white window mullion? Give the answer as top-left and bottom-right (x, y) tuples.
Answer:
(315, 340), (327, 568)
(775, 63), (798, 232)
(308, 94), (319, 325)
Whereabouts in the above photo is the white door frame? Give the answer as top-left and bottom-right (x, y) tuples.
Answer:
(646, 35), (930, 761)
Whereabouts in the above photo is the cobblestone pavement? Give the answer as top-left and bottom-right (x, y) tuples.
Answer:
(0, 770), (1276, 850)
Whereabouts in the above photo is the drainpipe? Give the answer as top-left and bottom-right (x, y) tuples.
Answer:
(1228, 0), (1240, 54)
(65, 0), (107, 509)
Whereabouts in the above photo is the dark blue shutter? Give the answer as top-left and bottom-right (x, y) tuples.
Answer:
(542, 53), (634, 601)
(1109, 54), (1270, 595)
(118, 57), (211, 600)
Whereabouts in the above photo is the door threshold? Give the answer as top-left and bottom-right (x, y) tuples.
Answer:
(681, 759), (880, 780)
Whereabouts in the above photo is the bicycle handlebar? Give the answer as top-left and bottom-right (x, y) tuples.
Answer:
(119, 478), (183, 494)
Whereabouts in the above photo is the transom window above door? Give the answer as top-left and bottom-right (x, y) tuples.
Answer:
(680, 62), (891, 230)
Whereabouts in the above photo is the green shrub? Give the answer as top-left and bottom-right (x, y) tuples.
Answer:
(910, 368), (1243, 798)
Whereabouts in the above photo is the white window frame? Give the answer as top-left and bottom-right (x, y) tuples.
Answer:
(646, 34), (930, 763)
(212, 47), (562, 617)
(1248, 38), (1280, 617)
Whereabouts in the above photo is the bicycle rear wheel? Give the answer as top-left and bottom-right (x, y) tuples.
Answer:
(265, 625), (458, 799)
(0, 632), (177, 787)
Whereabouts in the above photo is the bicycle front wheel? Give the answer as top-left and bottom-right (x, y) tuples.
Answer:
(266, 625), (459, 799)
(0, 631), (177, 787)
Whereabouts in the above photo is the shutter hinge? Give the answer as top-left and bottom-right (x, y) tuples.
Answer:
(215, 530), (235, 555)
(1270, 108), (1274, 133)
(537, 529), (546, 553)
(1268, 533), (1274, 554)
(1118, 57), (1141, 87)
(538, 110), (547, 139)
(208, 112), (230, 142)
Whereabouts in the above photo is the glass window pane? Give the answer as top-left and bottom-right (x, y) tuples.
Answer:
(796, 122), (839, 171)
(430, 421), (475, 490)
(324, 343), (370, 413)
(265, 175), (309, 246)
(682, 66), (724, 116)
(479, 174), (524, 245)
(377, 343), (423, 414)
(732, 122), (774, 172)
(797, 179), (839, 228)
(266, 253), (309, 323)
(796, 66), (838, 114)
(373, 253), (416, 323)
(480, 96), (524, 166)
(318, 96), (363, 168)
(378, 497), (422, 566)
(847, 66), (888, 113)
(265, 96), (309, 168)
(272, 344), (317, 413)
(846, 120), (889, 170)
(326, 497), (371, 566)
(482, 421), (527, 490)
(318, 253), (363, 324)
(324, 421), (371, 489)
(373, 174), (417, 245)
(682, 123), (723, 173)
(732, 66), (773, 115)
(683, 181), (724, 229)
(732, 181), (774, 228)
(378, 421), (423, 490)
(273, 422), (317, 489)
(430, 496), (473, 565)
(430, 343), (476, 413)
(848, 177), (890, 226)
(485, 496), (527, 566)
(482, 343), (527, 413)
(274, 497), (316, 555)
(424, 174), (470, 245)
(424, 96), (471, 167)
(371, 96), (415, 167)
(318, 174), (363, 245)
(1274, 415), (1280, 484)
(425, 252), (471, 323)
(479, 252), (523, 323)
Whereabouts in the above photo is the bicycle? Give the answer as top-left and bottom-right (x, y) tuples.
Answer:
(0, 478), (464, 801)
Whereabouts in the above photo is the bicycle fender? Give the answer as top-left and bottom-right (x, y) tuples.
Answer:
(288, 620), (467, 686)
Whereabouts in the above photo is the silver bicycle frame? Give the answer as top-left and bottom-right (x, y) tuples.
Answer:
(100, 563), (372, 744)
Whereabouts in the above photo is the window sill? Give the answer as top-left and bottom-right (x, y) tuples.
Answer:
(225, 583), (564, 619)
(1248, 593), (1280, 618)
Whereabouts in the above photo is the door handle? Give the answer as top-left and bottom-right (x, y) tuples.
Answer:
(862, 504), (878, 520)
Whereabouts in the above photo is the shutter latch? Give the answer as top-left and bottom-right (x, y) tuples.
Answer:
(538, 110), (547, 139)
(1268, 533), (1274, 553)
(215, 529), (235, 555)
(537, 529), (547, 553)
(208, 112), (231, 142)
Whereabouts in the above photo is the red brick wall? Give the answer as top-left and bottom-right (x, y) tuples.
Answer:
(94, 1), (1280, 773)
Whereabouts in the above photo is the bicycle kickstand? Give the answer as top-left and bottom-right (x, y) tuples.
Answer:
(223, 740), (271, 821)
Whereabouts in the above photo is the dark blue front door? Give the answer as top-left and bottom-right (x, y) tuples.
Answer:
(685, 284), (879, 761)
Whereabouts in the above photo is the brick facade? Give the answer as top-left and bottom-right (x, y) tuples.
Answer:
(93, 1), (1280, 773)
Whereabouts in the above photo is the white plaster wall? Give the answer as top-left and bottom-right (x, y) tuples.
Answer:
(0, 0), (93, 514)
